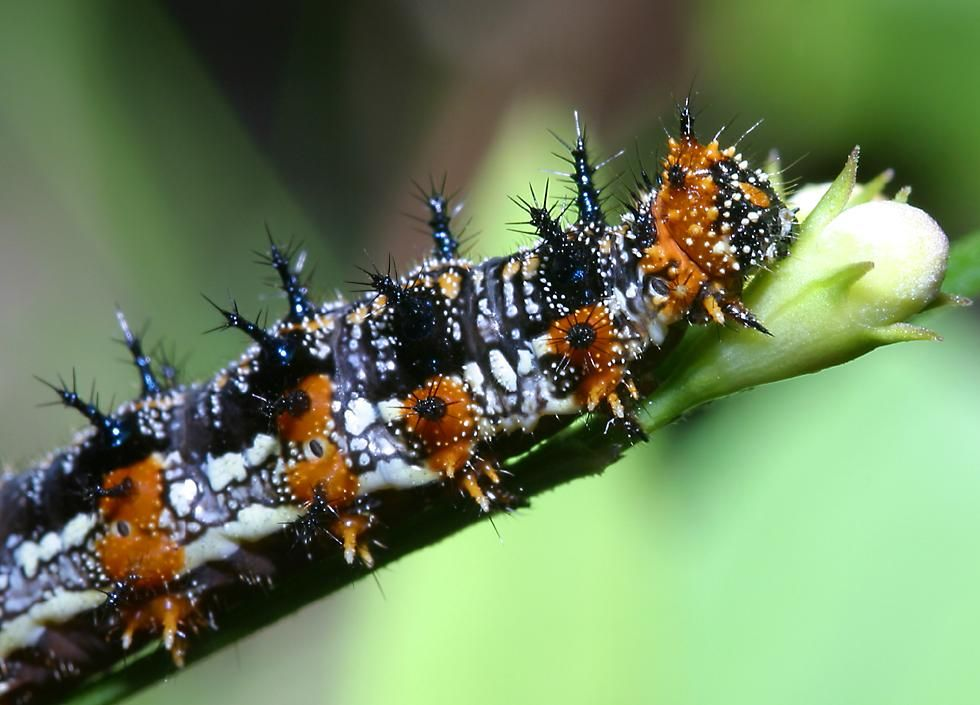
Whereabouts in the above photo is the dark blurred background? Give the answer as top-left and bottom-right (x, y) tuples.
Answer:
(1, 2), (979, 704)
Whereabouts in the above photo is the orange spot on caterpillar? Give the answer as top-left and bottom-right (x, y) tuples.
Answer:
(739, 181), (771, 208)
(277, 373), (333, 442)
(288, 453), (358, 506)
(98, 532), (184, 587)
(99, 456), (162, 528)
(437, 270), (462, 299)
(654, 132), (738, 285)
(639, 227), (708, 322)
(96, 455), (184, 587)
(399, 375), (478, 477)
(545, 304), (634, 418)
(545, 303), (620, 372)
(277, 374), (358, 505)
(399, 377), (502, 511)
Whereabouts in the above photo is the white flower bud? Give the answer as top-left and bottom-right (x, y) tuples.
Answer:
(809, 201), (947, 323)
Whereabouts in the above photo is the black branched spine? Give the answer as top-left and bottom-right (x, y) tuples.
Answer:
(510, 182), (566, 244)
(262, 231), (316, 324)
(365, 272), (457, 383)
(204, 297), (299, 371)
(36, 372), (133, 449)
(115, 309), (161, 398)
(569, 113), (604, 225)
(514, 181), (605, 315)
(415, 177), (461, 260)
(624, 161), (657, 249)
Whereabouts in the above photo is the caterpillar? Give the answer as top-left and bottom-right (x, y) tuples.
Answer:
(0, 103), (795, 704)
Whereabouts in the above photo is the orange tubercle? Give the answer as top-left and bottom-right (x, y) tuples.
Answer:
(545, 303), (621, 373)
(96, 455), (184, 587)
(277, 374), (358, 505)
(459, 471), (488, 512)
(639, 228), (708, 323)
(544, 304), (634, 418)
(99, 456), (164, 529)
(426, 445), (472, 478)
(287, 451), (358, 505)
(739, 181), (771, 208)
(653, 133), (738, 286)
(277, 373), (334, 442)
(98, 532), (184, 587)
(400, 375), (479, 477)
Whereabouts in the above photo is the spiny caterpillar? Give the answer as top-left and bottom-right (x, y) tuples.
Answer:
(0, 104), (795, 704)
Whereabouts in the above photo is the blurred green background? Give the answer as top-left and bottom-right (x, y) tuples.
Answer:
(1, 2), (979, 704)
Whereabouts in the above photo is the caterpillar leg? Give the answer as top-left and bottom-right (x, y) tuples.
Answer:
(456, 458), (505, 513)
(331, 510), (378, 567)
(120, 592), (204, 667)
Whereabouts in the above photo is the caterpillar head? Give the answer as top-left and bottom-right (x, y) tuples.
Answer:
(655, 104), (797, 294)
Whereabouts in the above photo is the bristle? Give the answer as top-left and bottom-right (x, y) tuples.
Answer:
(678, 97), (695, 139)
(153, 341), (183, 390)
